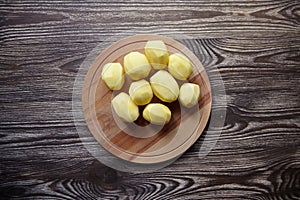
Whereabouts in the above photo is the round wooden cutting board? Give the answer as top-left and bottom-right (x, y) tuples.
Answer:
(82, 34), (212, 164)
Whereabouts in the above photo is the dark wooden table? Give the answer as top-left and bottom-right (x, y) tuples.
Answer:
(1, 1), (299, 199)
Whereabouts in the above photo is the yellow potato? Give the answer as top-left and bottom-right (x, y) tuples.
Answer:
(145, 40), (169, 70)
(124, 52), (151, 80)
(101, 63), (124, 90)
(111, 92), (139, 122)
(150, 70), (179, 103)
(143, 103), (171, 125)
(179, 83), (200, 108)
(168, 53), (193, 80)
(129, 80), (153, 105)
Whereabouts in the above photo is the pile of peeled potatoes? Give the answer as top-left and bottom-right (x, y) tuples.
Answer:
(101, 40), (200, 125)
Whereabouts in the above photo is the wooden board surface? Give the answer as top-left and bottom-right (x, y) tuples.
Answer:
(0, 0), (299, 199)
(82, 34), (212, 163)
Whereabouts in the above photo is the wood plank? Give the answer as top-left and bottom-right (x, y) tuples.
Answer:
(1, 0), (299, 42)
(0, 0), (299, 199)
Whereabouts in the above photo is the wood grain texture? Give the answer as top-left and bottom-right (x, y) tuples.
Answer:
(0, 0), (300, 199)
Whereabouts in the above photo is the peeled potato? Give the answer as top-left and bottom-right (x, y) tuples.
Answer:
(143, 103), (171, 125)
(112, 92), (139, 122)
(150, 70), (179, 103)
(129, 80), (153, 105)
(101, 63), (124, 90)
(179, 83), (200, 108)
(145, 40), (169, 70)
(168, 53), (193, 80)
(124, 52), (151, 80)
